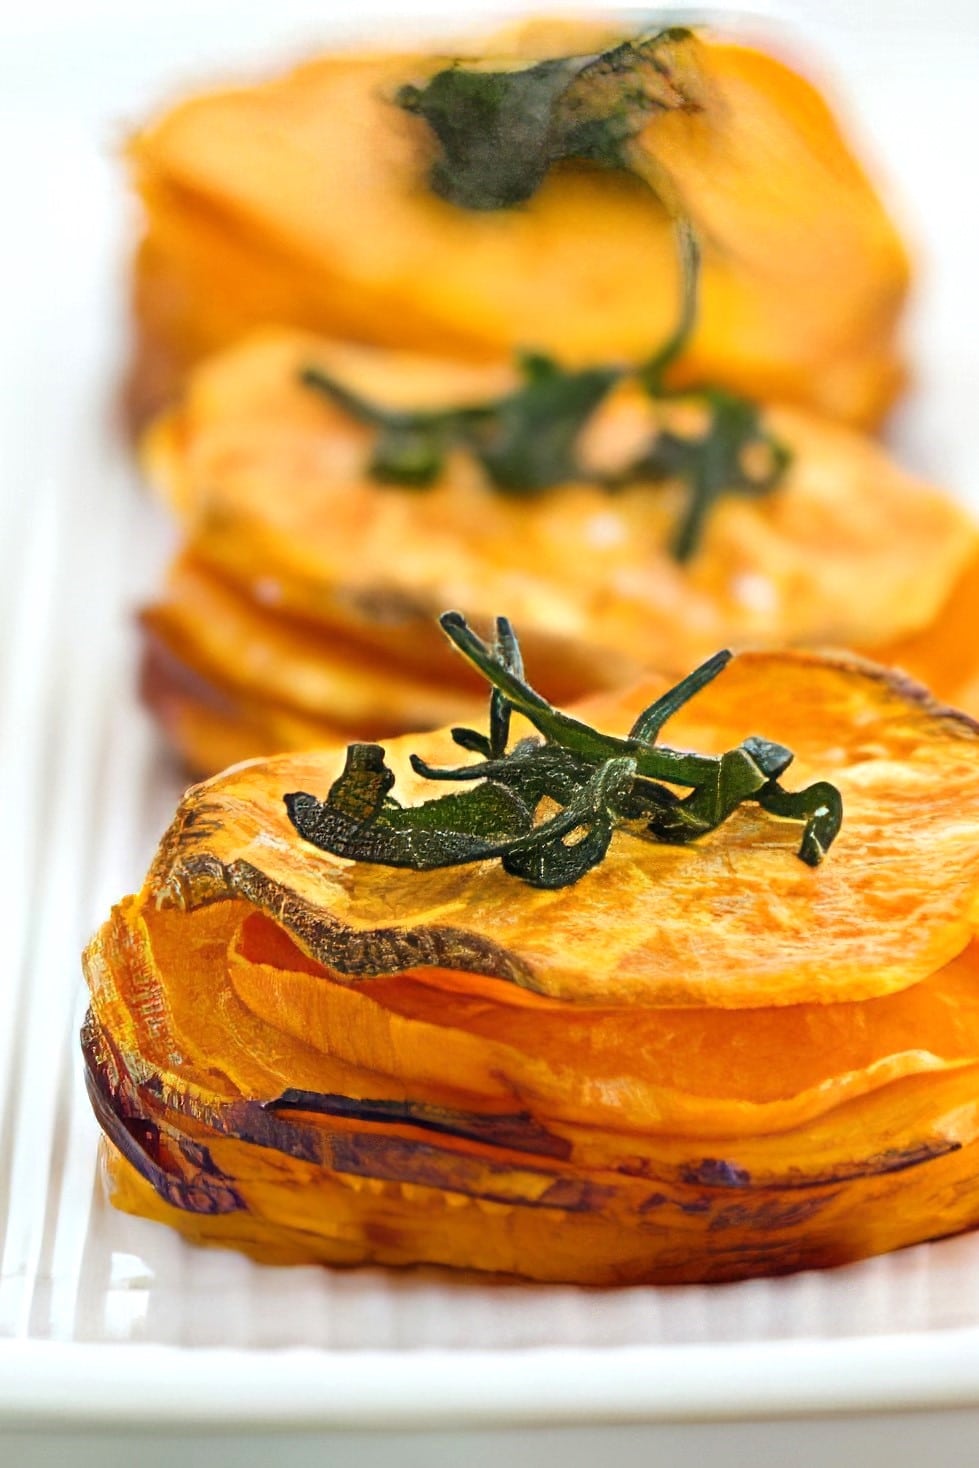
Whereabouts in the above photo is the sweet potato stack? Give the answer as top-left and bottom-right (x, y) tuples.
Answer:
(83, 651), (979, 1283)
(126, 19), (909, 429)
(140, 333), (979, 774)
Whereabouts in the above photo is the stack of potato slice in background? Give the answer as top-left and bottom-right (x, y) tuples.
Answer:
(139, 333), (979, 772)
(84, 652), (979, 1282)
(126, 20), (909, 428)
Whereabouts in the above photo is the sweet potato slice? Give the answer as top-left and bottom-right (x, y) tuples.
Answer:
(90, 1057), (979, 1284)
(138, 651), (979, 1009)
(227, 916), (979, 1136)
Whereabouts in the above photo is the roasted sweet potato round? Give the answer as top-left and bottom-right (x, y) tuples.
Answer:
(82, 650), (979, 1283)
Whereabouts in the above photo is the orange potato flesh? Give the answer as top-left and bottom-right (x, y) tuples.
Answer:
(146, 335), (969, 662)
(88, 892), (979, 1160)
(229, 914), (979, 1135)
(88, 910), (979, 1284)
(84, 880), (979, 1180)
(87, 891), (979, 1139)
(875, 553), (979, 718)
(86, 887), (979, 1283)
(126, 20), (909, 429)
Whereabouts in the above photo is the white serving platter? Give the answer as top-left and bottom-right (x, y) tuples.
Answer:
(2, 2), (979, 1462)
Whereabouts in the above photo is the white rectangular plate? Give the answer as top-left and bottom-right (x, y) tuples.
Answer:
(3, 2), (979, 1461)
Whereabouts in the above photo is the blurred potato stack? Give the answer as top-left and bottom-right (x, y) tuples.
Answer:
(124, 16), (979, 774)
(127, 19), (907, 426)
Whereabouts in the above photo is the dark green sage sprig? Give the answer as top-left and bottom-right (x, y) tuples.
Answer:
(301, 327), (789, 561)
(632, 387), (793, 562)
(300, 354), (619, 494)
(284, 613), (842, 890)
(396, 26), (703, 210)
(300, 26), (791, 559)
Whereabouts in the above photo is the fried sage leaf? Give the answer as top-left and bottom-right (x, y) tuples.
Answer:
(630, 388), (793, 562)
(301, 355), (619, 494)
(396, 27), (703, 209)
(285, 613), (843, 888)
(285, 757), (531, 871)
